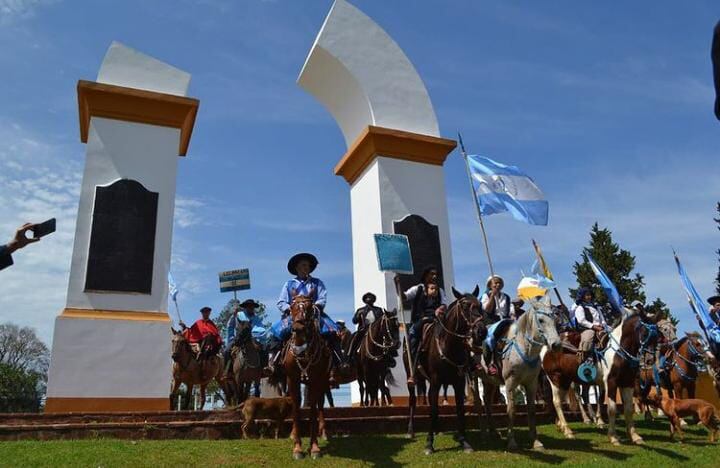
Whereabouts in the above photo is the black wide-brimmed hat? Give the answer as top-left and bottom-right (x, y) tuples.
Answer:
(200, 306), (212, 313)
(362, 292), (376, 303)
(240, 299), (260, 309)
(708, 295), (720, 305)
(287, 252), (318, 275)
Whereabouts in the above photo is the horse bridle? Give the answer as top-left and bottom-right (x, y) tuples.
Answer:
(364, 313), (397, 362)
(434, 297), (483, 372)
(606, 317), (659, 366)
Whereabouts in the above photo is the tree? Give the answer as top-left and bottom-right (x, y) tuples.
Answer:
(647, 297), (679, 326)
(0, 323), (49, 412)
(571, 223), (646, 306)
(715, 202), (720, 295)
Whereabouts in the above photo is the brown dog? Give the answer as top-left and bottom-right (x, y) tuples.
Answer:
(648, 394), (719, 442)
(238, 396), (294, 439)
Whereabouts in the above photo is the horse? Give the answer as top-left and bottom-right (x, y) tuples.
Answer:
(541, 327), (610, 438)
(603, 309), (660, 446)
(284, 294), (332, 460)
(226, 321), (264, 405)
(404, 286), (483, 455)
(635, 318), (676, 419)
(359, 309), (400, 406)
(170, 330), (223, 410)
(479, 294), (562, 450)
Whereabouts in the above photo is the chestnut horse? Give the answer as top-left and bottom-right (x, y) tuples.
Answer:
(170, 330), (223, 410)
(404, 286), (483, 455)
(360, 309), (400, 406)
(603, 310), (660, 446)
(284, 294), (331, 460)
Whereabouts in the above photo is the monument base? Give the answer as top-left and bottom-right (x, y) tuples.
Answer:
(45, 310), (172, 413)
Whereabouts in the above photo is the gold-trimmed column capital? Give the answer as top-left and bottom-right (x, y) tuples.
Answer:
(77, 80), (199, 156)
(334, 126), (457, 185)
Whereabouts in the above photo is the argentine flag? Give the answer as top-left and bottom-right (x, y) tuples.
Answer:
(467, 155), (548, 226)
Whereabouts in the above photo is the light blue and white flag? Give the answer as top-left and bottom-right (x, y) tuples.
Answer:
(674, 252), (720, 352)
(587, 254), (624, 315)
(467, 155), (548, 226)
(168, 272), (179, 302)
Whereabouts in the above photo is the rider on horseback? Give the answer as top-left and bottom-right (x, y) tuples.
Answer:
(481, 275), (515, 376)
(267, 252), (348, 386)
(573, 287), (606, 365)
(180, 306), (222, 359)
(396, 266), (447, 386)
(223, 299), (269, 376)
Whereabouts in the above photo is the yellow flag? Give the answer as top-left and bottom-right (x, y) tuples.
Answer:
(532, 239), (553, 280)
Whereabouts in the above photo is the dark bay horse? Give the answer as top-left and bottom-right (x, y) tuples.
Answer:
(284, 294), (331, 460)
(404, 286), (483, 455)
(603, 310), (660, 446)
(359, 310), (400, 406)
(225, 321), (264, 406)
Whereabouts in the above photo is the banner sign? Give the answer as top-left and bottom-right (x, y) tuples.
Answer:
(374, 234), (413, 274)
(219, 268), (250, 293)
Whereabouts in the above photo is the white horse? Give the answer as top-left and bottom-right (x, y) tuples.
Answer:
(492, 295), (563, 450)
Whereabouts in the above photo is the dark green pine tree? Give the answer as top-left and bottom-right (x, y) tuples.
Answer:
(647, 297), (678, 326)
(570, 223), (646, 306)
(715, 202), (720, 295)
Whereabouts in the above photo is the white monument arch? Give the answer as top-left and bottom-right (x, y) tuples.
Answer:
(45, 42), (198, 412)
(298, 0), (457, 404)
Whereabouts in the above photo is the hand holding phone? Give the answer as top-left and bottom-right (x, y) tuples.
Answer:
(31, 218), (56, 239)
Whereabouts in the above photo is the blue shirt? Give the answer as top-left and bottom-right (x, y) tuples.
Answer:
(277, 276), (327, 314)
(226, 309), (269, 346)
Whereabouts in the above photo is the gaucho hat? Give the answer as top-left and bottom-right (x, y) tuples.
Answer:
(362, 292), (377, 303)
(708, 295), (720, 306)
(240, 299), (260, 309)
(287, 252), (318, 275)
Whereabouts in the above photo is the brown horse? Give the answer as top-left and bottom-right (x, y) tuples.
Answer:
(360, 310), (400, 406)
(226, 321), (264, 406)
(170, 330), (223, 410)
(603, 310), (660, 446)
(665, 332), (708, 399)
(284, 294), (331, 460)
(404, 286), (483, 455)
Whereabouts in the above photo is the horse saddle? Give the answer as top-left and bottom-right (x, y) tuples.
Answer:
(561, 331), (581, 351)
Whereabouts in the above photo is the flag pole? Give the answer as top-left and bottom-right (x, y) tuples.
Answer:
(532, 238), (566, 307)
(173, 297), (183, 324)
(458, 132), (495, 276)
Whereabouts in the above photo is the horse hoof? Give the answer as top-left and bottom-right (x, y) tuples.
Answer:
(405, 433), (414, 439)
(311, 451), (321, 460)
(462, 443), (474, 453)
(424, 448), (434, 456)
(507, 441), (518, 451)
(596, 423), (606, 429)
(533, 440), (545, 451)
(292, 452), (305, 460)
(632, 437), (645, 446)
(565, 431), (575, 440)
(609, 436), (621, 446)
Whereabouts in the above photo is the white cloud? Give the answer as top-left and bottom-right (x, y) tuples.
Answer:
(0, 0), (57, 23)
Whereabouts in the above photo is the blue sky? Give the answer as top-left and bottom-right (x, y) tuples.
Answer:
(0, 0), (719, 346)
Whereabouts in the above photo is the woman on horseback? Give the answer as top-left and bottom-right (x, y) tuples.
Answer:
(573, 287), (606, 365)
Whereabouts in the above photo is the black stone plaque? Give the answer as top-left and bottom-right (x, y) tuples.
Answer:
(393, 214), (444, 295)
(85, 179), (158, 294)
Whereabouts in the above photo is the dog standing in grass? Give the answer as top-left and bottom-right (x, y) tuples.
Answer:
(648, 394), (719, 442)
(238, 396), (294, 439)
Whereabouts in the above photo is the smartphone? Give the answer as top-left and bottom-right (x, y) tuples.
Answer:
(32, 218), (56, 238)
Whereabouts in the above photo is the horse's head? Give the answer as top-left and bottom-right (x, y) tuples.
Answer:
(527, 295), (562, 352)
(171, 328), (190, 362)
(451, 285), (486, 344)
(656, 319), (677, 345)
(290, 293), (315, 323)
(685, 332), (710, 363)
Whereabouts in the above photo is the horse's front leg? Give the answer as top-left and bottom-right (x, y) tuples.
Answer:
(170, 378), (181, 411)
(454, 378), (473, 452)
(319, 386), (328, 441)
(484, 382), (498, 436)
(185, 384), (194, 411)
(289, 377), (304, 459)
(425, 381), (440, 455)
(469, 375), (483, 431)
(526, 378), (544, 450)
(622, 387), (643, 445)
(308, 387), (321, 459)
(606, 379), (620, 446)
(505, 378), (518, 451)
(407, 379), (417, 439)
(551, 381), (574, 439)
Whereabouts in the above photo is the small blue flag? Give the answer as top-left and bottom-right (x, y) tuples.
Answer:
(467, 155), (548, 226)
(168, 272), (179, 302)
(587, 255), (624, 315)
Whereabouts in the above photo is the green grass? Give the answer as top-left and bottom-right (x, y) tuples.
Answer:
(1, 420), (719, 467)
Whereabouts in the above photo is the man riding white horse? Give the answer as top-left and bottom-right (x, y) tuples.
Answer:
(268, 252), (348, 385)
(481, 275), (515, 376)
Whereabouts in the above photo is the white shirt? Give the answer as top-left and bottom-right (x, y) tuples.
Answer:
(404, 284), (448, 306)
(481, 292), (515, 319)
(573, 303), (606, 329)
